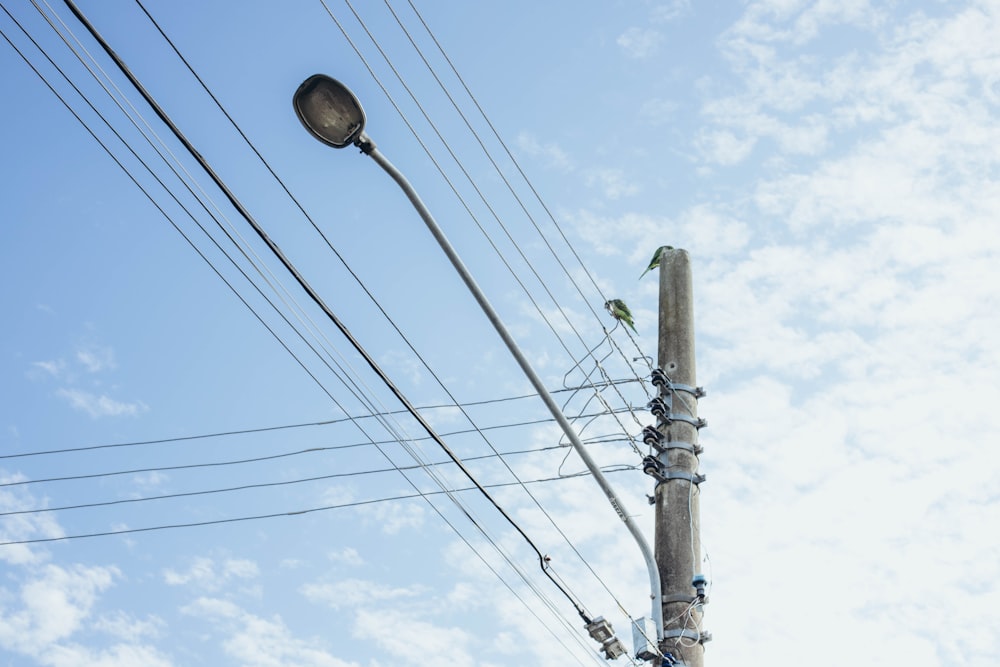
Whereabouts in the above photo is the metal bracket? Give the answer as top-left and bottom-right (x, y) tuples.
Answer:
(650, 370), (706, 398)
(655, 471), (706, 487)
(662, 628), (702, 642)
(655, 440), (702, 455)
(668, 382), (707, 398)
(662, 594), (710, 606)
(662, 413), (708, 430)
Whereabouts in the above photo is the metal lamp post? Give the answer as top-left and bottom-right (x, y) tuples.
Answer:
(293, 74), (665, 648)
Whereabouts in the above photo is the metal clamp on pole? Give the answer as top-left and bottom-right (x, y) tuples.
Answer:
(642, 427), (702, 455)
(662, 413), (708, 429)
(662, 628), (703, 642)
(650, 369), (706, 398)
(654, 470), (706, 488)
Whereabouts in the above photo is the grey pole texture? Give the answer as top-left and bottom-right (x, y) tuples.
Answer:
(655, 248), (705, 666)
(364, 142), (665, 642)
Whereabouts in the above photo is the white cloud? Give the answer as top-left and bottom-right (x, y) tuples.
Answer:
(695, 129), (757, 165)
(516, 133), (574, 171)
(0, 564), (118, 656)
(76, 346), (116, 373)
(0, 477), (65, 565)
(353, 608), (474, 665)
(652, 0), (691, 23)
(617, 27), (662, 59)
(327, 547), (364, 566)
(163, 556), (259, 590)
(56, 389), (148, 419)
(183, 597), (358, 667)
(301, 578), (423, 610)
(92, 611), (164, 642)
(30, 359), (65, 379)
(585, 168), (640, 200)
(358, 498), (426, 534)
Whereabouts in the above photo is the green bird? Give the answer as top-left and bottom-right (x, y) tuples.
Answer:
(639, 245), (674, 280)
(604, 299), (637, 333)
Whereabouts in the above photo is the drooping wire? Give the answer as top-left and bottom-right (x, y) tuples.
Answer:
(0, 463), (633, 519)
(331, 0), (650, 445)
(129, 4), (642, 610)
(57, 0), (598, 627)
(325, 4), (656, 640)
(129, 3), (648, 648)
(2, 0), (367, 425)
(381, 0), (654, 386)
(1, 407), (633, 490)
(1, 381), (641, 460)
(3, 8), (606, 662)
(397, 0), (656, 375)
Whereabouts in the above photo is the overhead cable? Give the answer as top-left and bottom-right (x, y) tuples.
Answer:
(59, 0), (595, 625)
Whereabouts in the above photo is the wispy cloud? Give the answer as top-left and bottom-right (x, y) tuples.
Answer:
(76, 345), (116, 373)
(301, 578), (424, 610)
(516, 132), (574, 171)
(182, 597), (358, 667)
(163, 556), (259, 590)
(56, 389), (147, 419)
(29, 360), (64, 379)
(0, 564), (118, 655)
(0, 477), (65, 565)
(586, 168), (641, 200)
(617, 26), (662, 59)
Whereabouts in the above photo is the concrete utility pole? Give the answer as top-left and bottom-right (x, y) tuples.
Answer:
(652, 248), (706, 666)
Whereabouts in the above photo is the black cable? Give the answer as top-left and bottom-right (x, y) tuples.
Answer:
(0, 456), (631, 518)
(0, 468), (631, 547)
(1, 380), (641, 460)
(61, 0), (592, 623)
(0, 2), (351, 414)
(1, 405), (635, 488)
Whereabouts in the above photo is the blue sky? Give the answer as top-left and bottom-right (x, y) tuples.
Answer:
(2, 1), (999, 665)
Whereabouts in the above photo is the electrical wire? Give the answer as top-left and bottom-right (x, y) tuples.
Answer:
(0, 381), (641, 460)
(400, 0), (654, 374)
(128, 9), (647, 630)
(0, 465), (635, 518)
(1, 1), (359, 423)
(380, 0), (654, 408)
(58, 0), (599, 626)
(3, 7), (622, 663)
(0, 407), (635, 490)
(126, 4), (654, 650)
(329, 0), (650, 450)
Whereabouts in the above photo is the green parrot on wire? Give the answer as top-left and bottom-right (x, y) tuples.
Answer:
(604, 299), (637, 333)
(639, 245), (674, 280)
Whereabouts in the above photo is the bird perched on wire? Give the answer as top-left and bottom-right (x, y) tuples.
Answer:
(639, 245), (674, 280)
(605, 299), (637, 333)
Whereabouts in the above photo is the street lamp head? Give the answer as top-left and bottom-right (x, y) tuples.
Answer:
(293, 74), (368, 150)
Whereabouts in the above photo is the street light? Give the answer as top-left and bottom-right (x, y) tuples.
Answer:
(293, 74), (665, 647)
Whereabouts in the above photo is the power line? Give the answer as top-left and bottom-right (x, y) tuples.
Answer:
(0, 410), (636, 489)
(0, 380), (641, 461)
(5, 6), (630, 662)
(0, 0), (360, 421)
(59, 0), (596, 624)
(0, 463), (634, 518)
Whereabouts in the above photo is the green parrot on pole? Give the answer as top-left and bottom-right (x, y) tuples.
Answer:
(604, 299), (637, 333)
(639, 245), (674, 280)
